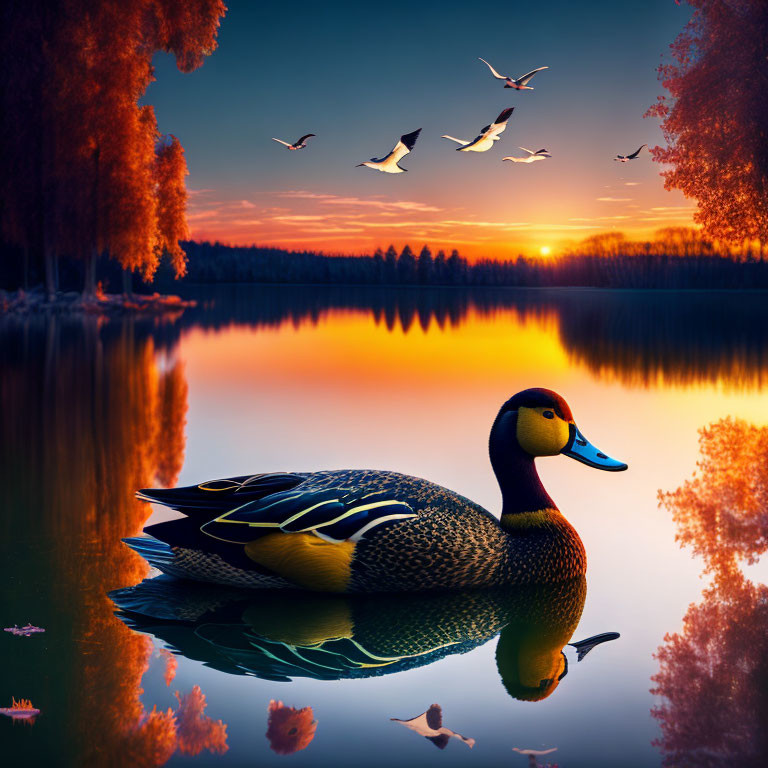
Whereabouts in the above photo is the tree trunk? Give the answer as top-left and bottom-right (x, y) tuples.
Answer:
(53, 251), (59, 294)
(122, 267), (133, 298)
(44, 245), (56, 301)
(83, 248), (98, 298)
(22, 246), (29, 291)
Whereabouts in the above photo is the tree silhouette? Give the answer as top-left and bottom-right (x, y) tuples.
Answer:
(398, 244), (417, 284)
(418, 245), (433, 284)
(646, 0), (768, 250)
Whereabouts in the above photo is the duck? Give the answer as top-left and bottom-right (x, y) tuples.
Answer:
(128, 388), (626, 593)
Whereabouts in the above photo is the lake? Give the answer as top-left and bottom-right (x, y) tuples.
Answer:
(2, 286), (767, 767)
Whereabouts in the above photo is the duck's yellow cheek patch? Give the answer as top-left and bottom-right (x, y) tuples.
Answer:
(516, 407), (570, 456)
(245, 534), (355, 593)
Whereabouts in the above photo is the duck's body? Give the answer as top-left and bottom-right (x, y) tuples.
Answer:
(130, 388), (626, 593)
(133, 469), (586, 592)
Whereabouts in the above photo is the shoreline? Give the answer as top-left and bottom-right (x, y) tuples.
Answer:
(0, 289), (196, 316)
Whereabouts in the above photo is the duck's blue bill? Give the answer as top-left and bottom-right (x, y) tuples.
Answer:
(561, 426), (627, 471)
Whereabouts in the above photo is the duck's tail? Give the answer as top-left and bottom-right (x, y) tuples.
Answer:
(123, 536), (180, 573)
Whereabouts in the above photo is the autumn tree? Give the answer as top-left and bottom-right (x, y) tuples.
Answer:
(154, 136), (191, 280)
(646, 1), (768, 250)
(0, 0), (226, 299)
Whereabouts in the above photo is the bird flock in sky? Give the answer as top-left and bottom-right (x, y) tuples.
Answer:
(271, 57), (647, 174)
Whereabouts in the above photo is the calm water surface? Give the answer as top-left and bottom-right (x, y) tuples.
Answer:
(2, 286), (767, 767)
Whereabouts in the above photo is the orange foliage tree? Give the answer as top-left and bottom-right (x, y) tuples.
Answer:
(658, 417), (768, 576)
(0, 1), (226, 298)
(646, 1), (768, 250)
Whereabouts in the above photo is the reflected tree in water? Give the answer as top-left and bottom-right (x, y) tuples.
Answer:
(0, 316), (218, 766)
(654, 418), (768, 767)
(174, 686), (228, 757)
(175, 285), (768, 390)
(266, 700), (317, 755)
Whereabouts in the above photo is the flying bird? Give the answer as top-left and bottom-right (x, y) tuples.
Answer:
(441, 108), (514, 152)
(478, 58), (548, 90)
(357, 129), (422, 173)
(271, 134), (316, 150)
(503, 147), (552, 163)
(614, 144), (647, 162)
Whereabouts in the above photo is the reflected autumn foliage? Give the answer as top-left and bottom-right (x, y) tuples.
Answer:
(0, 314), (212, 766)
(175, 687), (228, 757)
(654, 418), (768, 767)
(266, 700), (317, 756)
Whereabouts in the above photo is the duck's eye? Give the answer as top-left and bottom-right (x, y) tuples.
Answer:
(542, 410), (555, 419)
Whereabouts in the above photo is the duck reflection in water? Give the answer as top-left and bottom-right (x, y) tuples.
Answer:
(111, 575), (619, 703)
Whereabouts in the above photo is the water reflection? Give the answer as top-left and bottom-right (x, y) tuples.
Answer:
(654, 418), (768, 766)
(111, 575), (616, 703)
(0, 314), (223, 766)
(391, 703), (475, 750)
(175, 285), (768, 390)
(266, 700), (317, 755)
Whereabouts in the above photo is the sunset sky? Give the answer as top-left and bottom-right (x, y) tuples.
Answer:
(145, 0), (697, 258)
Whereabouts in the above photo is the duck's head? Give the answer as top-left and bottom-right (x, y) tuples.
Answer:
(490, 387), (627, 472)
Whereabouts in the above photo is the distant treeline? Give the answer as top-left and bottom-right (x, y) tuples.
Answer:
(162, 230), (768, 290)
(4, 228), (768, 294)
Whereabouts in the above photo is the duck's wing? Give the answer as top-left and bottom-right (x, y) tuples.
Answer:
(137, 472), (306, 518)
(515, 66), (548, 86)
(478, 57), (508, 80)
(271, 138), (292, 147)
(199, 487), (416, 545)
(295, 133), (316, 145)
(627, 143), (647, 159)
(519, 146), (536, 155)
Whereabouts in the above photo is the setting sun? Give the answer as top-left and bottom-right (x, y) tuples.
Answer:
(540, 246), (551, 257)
